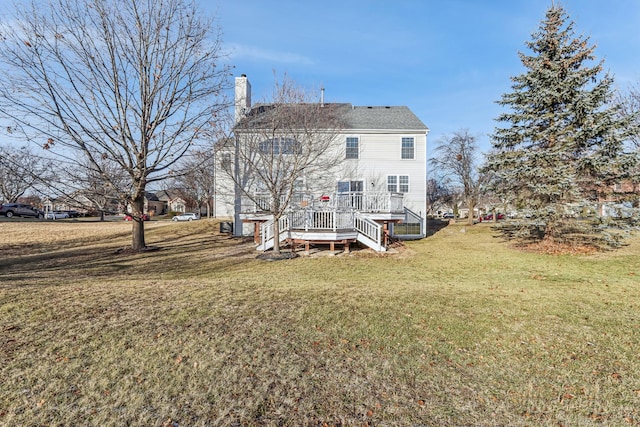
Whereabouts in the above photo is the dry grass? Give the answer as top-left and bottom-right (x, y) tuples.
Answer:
(1, 219), (640, 426)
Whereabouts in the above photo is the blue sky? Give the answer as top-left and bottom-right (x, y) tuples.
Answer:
(212, 0), (640, 154)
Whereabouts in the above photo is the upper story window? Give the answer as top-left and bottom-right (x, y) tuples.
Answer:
(258, 137), (300, 155)
(220, 152), (232, 168)
(401, 137), (415, 159)
(346, 137), (359, 159)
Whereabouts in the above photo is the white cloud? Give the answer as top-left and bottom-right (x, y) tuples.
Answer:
(225, 43), (314, 66)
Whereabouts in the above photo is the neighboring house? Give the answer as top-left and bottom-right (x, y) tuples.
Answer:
(124, 190), (188, 216)
(42, 196), (82, 213)
(153, 189), (187, 215)
(142, 192), (163, 216)
(42, 193), (116, 215)
(597, 180), (640, 217)
(216, 75), (429, 252)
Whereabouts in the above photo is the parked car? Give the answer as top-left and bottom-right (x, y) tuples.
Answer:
(45, 211), (70, 220)
(442, 212), (455, 219)
(124, 213), (150, 221)
(172, 212), (200, 221)
(0, 203), (44, 218)
(482, 213), (506, 221)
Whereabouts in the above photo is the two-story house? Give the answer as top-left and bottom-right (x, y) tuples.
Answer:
(215, 75), (429, 252)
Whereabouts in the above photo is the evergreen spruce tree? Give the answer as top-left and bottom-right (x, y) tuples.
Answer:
(485, 4), (638, 248)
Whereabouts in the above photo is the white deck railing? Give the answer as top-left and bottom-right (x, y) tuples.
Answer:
(242, 191), (404, 214)
(288, 210), (355, 231)
(260, 215), (291, 250)
(332, 192), (404, 213)
(259, 208), (387, 252)
(354, 212), (382, 244)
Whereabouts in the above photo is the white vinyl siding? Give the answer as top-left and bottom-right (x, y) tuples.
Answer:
(331, 132), (426, 213)
(218, 126), (428, 220)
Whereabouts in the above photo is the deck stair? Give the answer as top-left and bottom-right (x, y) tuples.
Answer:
(354, 213), (385, 252)
(257, 209), (387, 252)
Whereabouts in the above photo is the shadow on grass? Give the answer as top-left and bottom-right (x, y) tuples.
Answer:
(425, 218), (451, 237)
(0, 230), (256, 286)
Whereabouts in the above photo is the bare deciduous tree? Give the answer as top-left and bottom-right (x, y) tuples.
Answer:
(172, 151), (217, 217)
(426, 176), (453, 217)
(0, 0), (229, 249)
(227, 76), (345, 254)
(0, 144), (52, 202)
(430, 129), (487, 225)
(65, 155), (129, 220)
(616, 81), (640, 149)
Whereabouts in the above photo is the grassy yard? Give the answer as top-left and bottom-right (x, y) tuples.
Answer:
(1, 219), (639, 426)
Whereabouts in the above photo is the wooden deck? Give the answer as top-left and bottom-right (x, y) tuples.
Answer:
(239, 192), (424, 252)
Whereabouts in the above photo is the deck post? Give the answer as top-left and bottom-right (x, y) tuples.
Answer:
(253, 222), (260, 244)
(383, 221), (389, 246)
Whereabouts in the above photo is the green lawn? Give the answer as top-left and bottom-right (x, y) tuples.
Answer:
(1, 220), (639, 426)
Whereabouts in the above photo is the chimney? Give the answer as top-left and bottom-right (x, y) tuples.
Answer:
(234, 74), (251, 124)
(320, 87), (325, 107)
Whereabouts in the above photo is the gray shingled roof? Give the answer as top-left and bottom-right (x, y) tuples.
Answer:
(340, 104), (428, 131)
(236, 103), (428, 132)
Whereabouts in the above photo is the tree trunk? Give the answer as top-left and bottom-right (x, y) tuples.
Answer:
(467, 202), (475, 225)
(131, 195), (146, 250)
(272, 214), (281, 255)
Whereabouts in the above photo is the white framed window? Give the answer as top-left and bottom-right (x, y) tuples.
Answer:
(346, 137), (359, 159)
(401, 137), (415, 159)
(220, 152), (232, 168)
(387, 175), (409, 193)
(258, 137), (300, 155)
(399, 175), (409, 193)
(387, 175), (397, 192)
